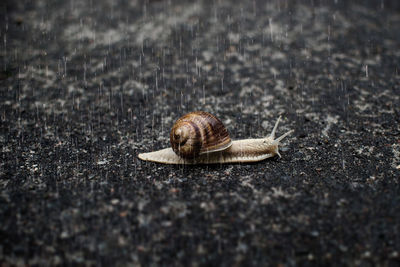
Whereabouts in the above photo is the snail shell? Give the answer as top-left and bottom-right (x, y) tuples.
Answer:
(138, 112), (293, 165)
(170, 111), (232, 159)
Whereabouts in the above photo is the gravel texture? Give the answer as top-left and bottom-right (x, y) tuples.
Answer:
(1, 0), (400, 265)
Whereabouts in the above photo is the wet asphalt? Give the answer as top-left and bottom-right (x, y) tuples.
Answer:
(1, 0), (399, 265)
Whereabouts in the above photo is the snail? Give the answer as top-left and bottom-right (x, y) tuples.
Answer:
(138, 111), (293, 164)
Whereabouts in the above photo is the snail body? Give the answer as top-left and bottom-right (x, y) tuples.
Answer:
(138, 111), (293, 165)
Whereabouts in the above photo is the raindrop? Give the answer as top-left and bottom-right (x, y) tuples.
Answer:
(268, 18), (273, 41)
(202, 85), (205, 105)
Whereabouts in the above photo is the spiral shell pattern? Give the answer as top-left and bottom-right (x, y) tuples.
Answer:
(170, 111), (232, 159)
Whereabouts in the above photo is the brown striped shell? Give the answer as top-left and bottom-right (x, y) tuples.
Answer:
(170, 111), (232, 159)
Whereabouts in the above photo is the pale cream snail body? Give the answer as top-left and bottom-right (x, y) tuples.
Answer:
(138, 111), (293, 165)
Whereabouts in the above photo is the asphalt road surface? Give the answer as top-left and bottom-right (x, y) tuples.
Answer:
(1, 0), (399, 265)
